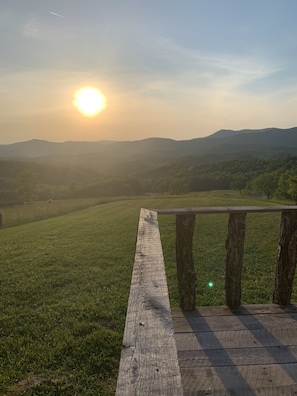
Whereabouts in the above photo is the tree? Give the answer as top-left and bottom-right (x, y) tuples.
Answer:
(231, 174), (249, 194)
(251, 172), (279, 199)
(16, 170), (38, 202)
(169, 179), (189, 194)
(69, 180), (79, 192)
(275, 171), (292, 200)
(287, 176), (297, 203)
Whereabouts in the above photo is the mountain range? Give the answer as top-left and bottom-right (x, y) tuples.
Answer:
(1, 127), (297, 176)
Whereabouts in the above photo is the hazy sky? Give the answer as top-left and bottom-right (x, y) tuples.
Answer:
(1, 0), (297, 143)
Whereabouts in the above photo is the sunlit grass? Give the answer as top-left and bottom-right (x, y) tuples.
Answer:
(0, 198), (108, 228)
(0, 191), (295, 395)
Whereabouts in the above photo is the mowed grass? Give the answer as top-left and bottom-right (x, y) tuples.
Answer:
(0, 198), (107, 228)
(1, 191), (296, 395)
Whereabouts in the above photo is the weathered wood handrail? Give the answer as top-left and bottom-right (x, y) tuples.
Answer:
(152, 205), (297, 214)
(152, 205), (297, 309)
(116, 208), (183, 395)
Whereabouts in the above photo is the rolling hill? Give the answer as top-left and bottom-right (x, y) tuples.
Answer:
(1, 127), (297, 177)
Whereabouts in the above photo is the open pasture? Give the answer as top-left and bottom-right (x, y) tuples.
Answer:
(0, 192), (295, 395)
(0, 199), (103, 229)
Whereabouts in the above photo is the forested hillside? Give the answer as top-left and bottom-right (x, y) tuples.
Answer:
(1, 127), (297, 176)
(2, 155), (297, 203)
(139, 156), (297, 199)
(2, 128), (297, 203)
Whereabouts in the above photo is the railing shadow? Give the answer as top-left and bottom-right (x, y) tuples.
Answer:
(237, 306), (297, 383)
(182, 308), (257, 395)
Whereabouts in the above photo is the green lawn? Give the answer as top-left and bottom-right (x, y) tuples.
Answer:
(0, 192), (295, 395)
(0, 198), (105, 229)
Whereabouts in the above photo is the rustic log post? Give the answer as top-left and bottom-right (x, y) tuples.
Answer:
(225, 213), (246, 307)
(273, 211), (297, 305)
(176, 214), (196, 310)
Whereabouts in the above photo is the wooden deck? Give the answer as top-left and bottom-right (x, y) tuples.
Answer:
(116, 207), (297, 395)
(172, 304), (297, 395)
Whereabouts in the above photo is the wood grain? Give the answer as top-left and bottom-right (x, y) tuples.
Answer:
(273, 211), (297, 305)
(175, 326), (297, 350)
(225, 213), (246, 307)
(152, 206), (297, 215)
(171, 304), (297, 318)
(117, 203), (297, 394)
(116, 209), (183, 395)
(173, 312), (297, 333)
(180, 366), (297, 395)
(173, 304), (297, 395)
(176, 214), (196, 310)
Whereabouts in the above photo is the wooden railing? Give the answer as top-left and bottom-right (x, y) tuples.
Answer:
(116, 208), (183, 395)
(116, 205), (297, 395)
(155, 206), (297, 309)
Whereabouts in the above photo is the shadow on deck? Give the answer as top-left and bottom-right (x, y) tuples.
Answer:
(173, 304), (297, 395)
(116, 207), (297, 395)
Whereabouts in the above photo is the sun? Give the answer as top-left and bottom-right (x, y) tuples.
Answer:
(73, 86), (106, 117)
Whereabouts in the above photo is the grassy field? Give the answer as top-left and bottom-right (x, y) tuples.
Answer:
(0, 199), (107, 229)
(0, 191), (296, 395)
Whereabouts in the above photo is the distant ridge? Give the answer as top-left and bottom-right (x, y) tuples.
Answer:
(1, 127), (297, 175)
(205, 127), (285, 139)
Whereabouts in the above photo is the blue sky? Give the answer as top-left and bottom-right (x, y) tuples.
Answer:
(1, 0), (297, 143)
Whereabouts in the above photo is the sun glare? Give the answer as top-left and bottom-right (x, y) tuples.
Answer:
(73, 86), (106, 117)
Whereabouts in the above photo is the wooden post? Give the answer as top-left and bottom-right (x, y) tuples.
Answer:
(225, 213), (246, 307)
(273, 211), (297, 305)
(176, 214), (196, 310)
(0, 213), (2, 227)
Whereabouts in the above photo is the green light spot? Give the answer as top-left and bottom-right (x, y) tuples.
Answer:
(208, 282), (214, 288)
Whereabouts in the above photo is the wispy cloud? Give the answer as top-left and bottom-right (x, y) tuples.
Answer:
(49, 11), (66, 19)
(114, 34), (292, 112)
(149, 37), (282, 88)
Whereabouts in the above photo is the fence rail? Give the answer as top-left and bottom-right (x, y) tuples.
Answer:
(116, 205), (297, 395)
(153, 205), (297, 309)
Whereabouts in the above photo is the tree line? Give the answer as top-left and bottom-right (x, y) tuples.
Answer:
(2, 156), (297, 203)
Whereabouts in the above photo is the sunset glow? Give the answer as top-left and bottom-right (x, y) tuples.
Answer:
(1, 1), (297, 144)
(73, 87), (106, 117)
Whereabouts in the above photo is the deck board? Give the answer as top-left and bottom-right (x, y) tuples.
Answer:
(172, 304), (297, 395)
